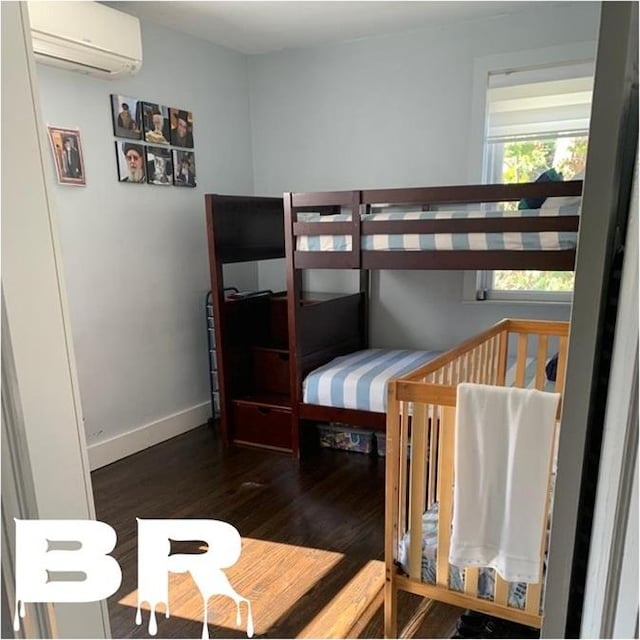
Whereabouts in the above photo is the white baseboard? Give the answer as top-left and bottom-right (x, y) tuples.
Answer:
(87, 402), (212, 470)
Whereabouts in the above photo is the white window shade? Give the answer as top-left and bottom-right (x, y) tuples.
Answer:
(487, 64), (594, 141)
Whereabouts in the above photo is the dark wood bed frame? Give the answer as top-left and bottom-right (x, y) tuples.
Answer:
(206, 180), (581, 456)
(283, 180), (582, 450)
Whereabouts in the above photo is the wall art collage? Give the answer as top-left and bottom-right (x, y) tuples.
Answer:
(111, 94), (196, 187)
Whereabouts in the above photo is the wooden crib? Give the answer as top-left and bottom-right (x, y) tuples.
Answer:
(384, 318), (569, 637)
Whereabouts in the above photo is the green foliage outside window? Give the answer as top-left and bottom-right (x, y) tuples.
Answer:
(493, 270), (574, 292)
(493, 135), (587, 293)
(503, 140), (556, 184)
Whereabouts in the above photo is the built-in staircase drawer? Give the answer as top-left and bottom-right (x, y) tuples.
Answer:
(231, 401), (292, 451)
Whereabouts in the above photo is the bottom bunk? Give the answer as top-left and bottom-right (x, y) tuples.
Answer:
(384, 318), (569, 637)
(298, 349), (441, 436)
(297, 339), (555, 442)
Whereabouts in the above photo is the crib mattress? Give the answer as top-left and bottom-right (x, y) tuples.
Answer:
(302, 349), (439, 413)
(398, 503), (540, 611)
(296, 207), (578, 252)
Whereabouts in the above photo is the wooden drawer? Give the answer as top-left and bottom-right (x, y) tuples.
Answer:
(231, 401), (292, 451)
(252, 349), (290, 395)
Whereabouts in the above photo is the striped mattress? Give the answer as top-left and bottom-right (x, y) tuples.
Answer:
(302, 349), (439, 413)
(303, 351), (554, 415)
(397, 502), (545, 611)
(296, 205), (579, 252)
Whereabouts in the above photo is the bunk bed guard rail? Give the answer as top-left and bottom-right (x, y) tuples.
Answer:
(284, 180), (582, 271)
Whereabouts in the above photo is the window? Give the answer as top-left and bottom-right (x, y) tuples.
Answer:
(477, 61), (594, 302)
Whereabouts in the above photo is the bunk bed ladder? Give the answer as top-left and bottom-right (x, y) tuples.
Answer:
(205, 290), (219, 421)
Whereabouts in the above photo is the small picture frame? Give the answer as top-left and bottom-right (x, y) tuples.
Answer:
(115, 141), (146, 184)
(142, 102), (170, 145)
(146, 146), (173, 186)
(169, 108), (194, 148)
(111, 94), (142, 140)
(173, 150), (196, 187)
(48, 126), (86, 186)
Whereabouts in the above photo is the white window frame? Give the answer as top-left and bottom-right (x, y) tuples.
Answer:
(465, 43), (596, 304)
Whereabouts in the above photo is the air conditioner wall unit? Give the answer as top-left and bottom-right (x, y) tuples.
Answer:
(28, 1), (142, 79)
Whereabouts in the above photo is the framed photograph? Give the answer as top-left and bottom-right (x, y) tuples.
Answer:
(142, 102), (170, 145)
(169, 108), (194, 148)
(110, 94), (142, 140)
(146, 146), (173, 186)
(173, 150), (196, 187)
(115, 141), (146, 184)
(48, 127), (86, 186)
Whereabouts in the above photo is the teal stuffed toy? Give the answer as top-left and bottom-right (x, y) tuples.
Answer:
(518, 168), (563, 210)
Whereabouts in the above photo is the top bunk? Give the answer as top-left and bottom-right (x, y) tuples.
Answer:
(205, 193), (285, 264)
(284, 180), (583, 271)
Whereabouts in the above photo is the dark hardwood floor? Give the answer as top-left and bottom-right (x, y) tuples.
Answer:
(91, 424), (461, 638)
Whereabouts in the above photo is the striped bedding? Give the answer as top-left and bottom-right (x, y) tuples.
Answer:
(303, 349), (440, 413)
(505, 356), (557, 392)
(296, 206), (578, 252)
(397, 502), (544, 610)
(303, 351), (553, 414)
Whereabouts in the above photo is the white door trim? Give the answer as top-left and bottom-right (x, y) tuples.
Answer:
(1, 3), (111, 637)
(580, 158), (639, 639)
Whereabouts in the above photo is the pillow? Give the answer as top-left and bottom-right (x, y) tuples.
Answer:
(540, 170), (584, 214)
(518, 168), (563, 210)
(540, 195), (582, 215)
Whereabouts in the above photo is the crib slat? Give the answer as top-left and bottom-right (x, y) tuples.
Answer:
(464, 567), (479, 597)
(494, 575), (509, 606)
(516, 333), (528, 387)
(398, 403), (410, 527)
(491, 336), (498, 384)
(556, 336), (569, 393)
(535, 335), (549, 390)
(527, 392), (562, 616)
(385, 384), (401, 640)
(427, 405), (439, 508)
(483, 340), (491, 384)
(496, 330), (508, 385)
(436, 406), (455, 588)
(485, 337), (490, 383)
(525, 581), (543, 616)
(489, 338), (495, 383)
(408, 403), (429, 580)
(473, 347), (481, 383)
(481, 342), (489, 384)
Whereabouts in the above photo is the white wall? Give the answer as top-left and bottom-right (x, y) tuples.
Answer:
(33, 2), (602, 460)
(36, 19), (257, 454)
(248, 2), (601, 349)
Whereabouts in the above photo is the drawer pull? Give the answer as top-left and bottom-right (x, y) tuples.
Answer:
(278, 353), (290, 362)
(257, 406), (270, 416)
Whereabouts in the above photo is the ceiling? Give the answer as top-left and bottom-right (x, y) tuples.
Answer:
(111, 1), (573, 56)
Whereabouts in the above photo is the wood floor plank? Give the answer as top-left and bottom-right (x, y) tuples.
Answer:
(91, 425), (462, 638)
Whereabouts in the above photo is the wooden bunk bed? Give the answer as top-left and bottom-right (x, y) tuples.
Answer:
(283, 180), (582, 441)
(205, 181), (580, 456)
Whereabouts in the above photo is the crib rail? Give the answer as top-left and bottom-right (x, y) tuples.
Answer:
(384, 319), (569, 635)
